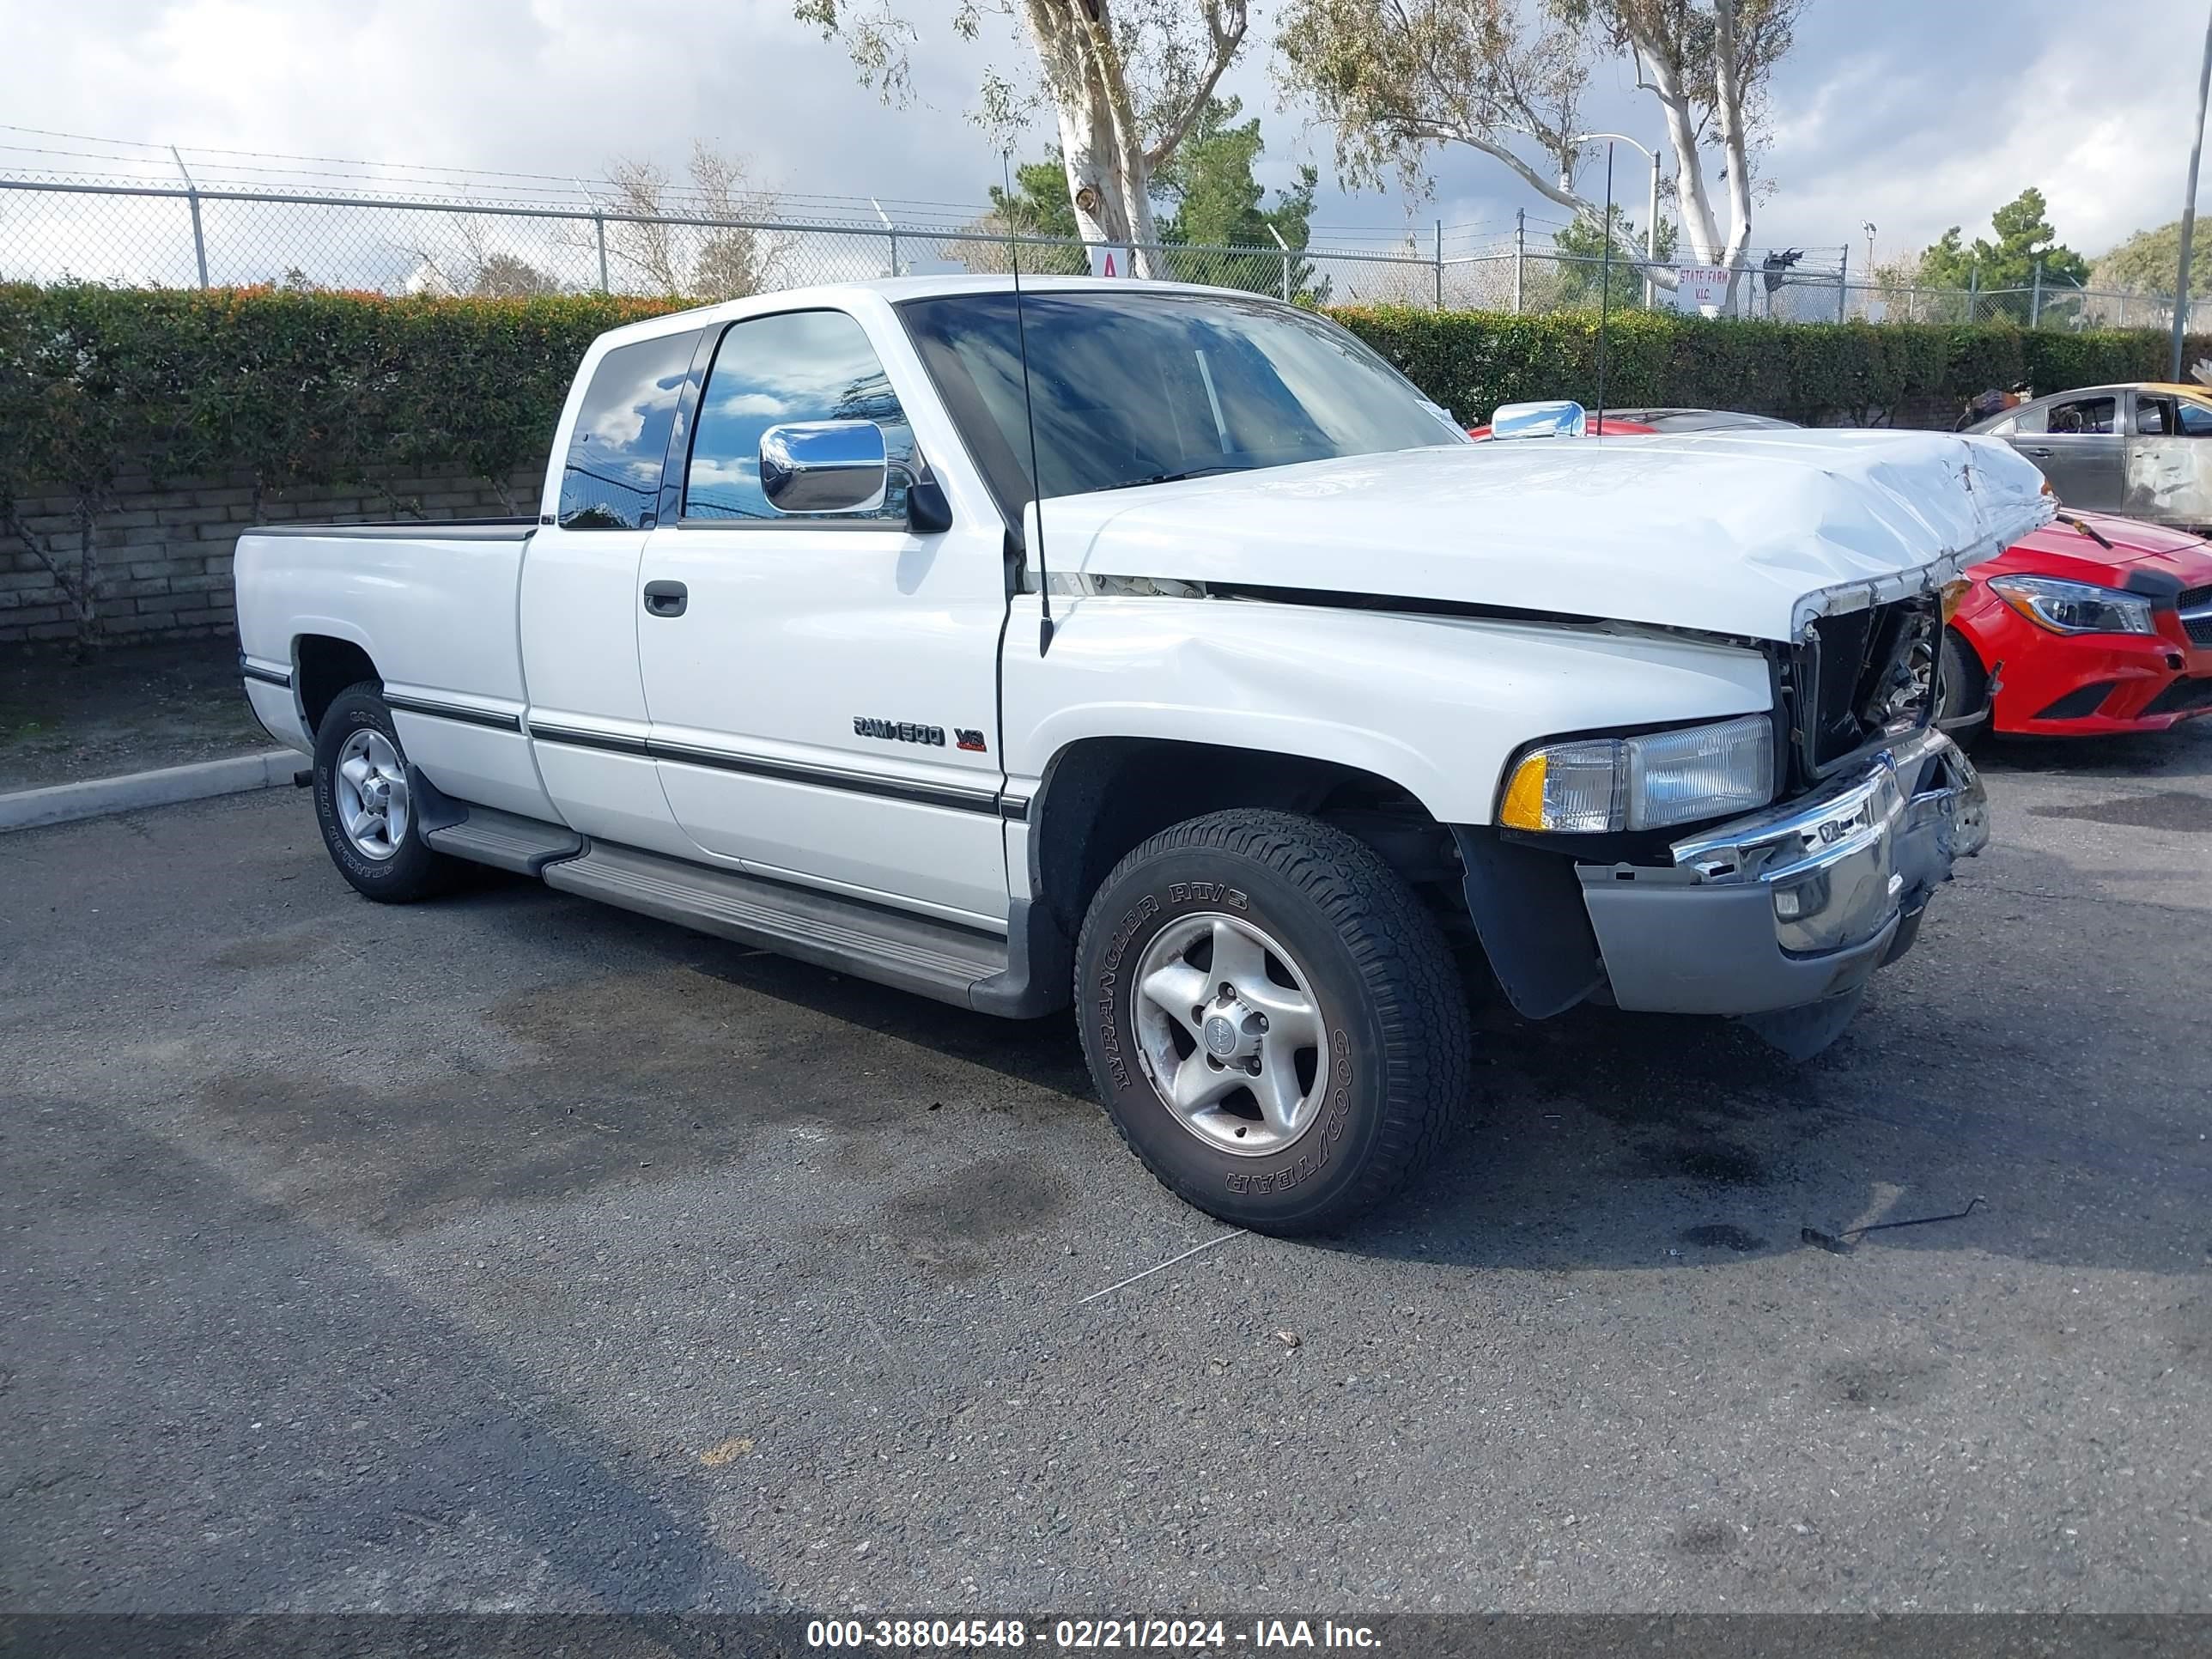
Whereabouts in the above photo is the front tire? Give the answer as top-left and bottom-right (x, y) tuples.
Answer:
(312, 681), (464, 903)
(1074, 811), (1472, 1237)
(1936, 629), (1990, 745)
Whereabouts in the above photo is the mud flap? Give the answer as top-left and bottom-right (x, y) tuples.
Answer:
(1740, 985), (1868, 1060)
(1449, 826), (1604, 1018)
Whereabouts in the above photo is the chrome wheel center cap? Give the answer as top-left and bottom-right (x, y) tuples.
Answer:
(1203, 1001), (1261, 1062)
(1130, 910), (1327, 1158)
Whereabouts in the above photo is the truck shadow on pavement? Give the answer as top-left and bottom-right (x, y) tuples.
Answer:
(435, 831), (2210, 1284)
(5, 1100), (775, 1615)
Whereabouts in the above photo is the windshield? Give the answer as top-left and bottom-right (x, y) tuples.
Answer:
(898, 289), (1462, 520)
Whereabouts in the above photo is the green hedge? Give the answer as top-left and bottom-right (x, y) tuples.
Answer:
(0, 283), (678, 504)
(3, 282), (2206, 647)
(5, 283), (2201, 502)
(1330, 305), (2212, 428)
(0, 283), (684, 646)
(8, 283), (2200, 501)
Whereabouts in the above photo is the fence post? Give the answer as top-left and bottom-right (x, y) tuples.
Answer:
(1837, 245), (1849, 322)
(2118, 291), (2128, 328)
(594, 214), (610, 294)
(1513, 210), (1525, 315)
(169, 145), (209, 289)
(1266, 223), (1292, 302)
(2031, 258), (2044, 327)
(870, 199), (900, 279)
(1967, 265), (1978, 323)
(1434, 221), (1443, 308)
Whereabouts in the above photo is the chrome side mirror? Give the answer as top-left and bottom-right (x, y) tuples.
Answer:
(1489, 400), (1588, 441)
(759, 420), (888, 514)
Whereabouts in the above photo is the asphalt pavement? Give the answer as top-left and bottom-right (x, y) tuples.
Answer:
(3, 726), (2209, 1615)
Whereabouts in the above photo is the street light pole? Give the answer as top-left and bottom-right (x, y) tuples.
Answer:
(1646, 146), (1659, 307)
(1557, 131), (1662, 307)
(2172, 1), (2212, 377)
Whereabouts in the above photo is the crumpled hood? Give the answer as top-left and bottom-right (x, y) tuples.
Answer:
(1036, 428), (2055, 641)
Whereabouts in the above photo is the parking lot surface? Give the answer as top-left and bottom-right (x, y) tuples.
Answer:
(4, 727), (2209, 1614)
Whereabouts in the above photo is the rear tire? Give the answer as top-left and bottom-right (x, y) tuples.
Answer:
(312, 681), (465, 903)
(1074, 810), (1472, 1237)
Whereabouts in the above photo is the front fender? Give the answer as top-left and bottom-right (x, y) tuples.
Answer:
(1002, 594), (1775, 825)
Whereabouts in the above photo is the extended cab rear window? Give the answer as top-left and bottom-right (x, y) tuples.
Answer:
(558, 330), (703, 530)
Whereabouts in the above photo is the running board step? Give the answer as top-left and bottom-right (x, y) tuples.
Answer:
(540, 841), (1007, 1009)
(423, 806), (586, 876)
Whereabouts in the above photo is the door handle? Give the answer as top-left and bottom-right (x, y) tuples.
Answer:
(642, 580), (688, 617)
(2024, 447), (2053, 457)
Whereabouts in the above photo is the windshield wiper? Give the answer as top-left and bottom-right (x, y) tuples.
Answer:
(1102, 465), (1250, 491)
(2057, 512), (2114, 550)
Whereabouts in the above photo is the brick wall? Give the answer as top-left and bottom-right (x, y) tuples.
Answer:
(0, 457), (550, 649)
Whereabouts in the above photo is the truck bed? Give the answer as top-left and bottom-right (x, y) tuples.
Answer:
(233, 520), (544, 811)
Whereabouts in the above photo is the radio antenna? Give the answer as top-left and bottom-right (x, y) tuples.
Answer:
(1003, 155), (1054, 655)
(1594, 141), (1614, 438)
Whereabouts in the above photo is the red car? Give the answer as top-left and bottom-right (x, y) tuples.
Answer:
(1465, 414), (1655, 439)
(1942, 510), (2212, 736)
(1464, 408), (1798, 439)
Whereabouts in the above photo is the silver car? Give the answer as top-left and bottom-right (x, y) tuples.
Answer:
(1602, 406), (1797, 434)
(1967, 382), (2212, 531)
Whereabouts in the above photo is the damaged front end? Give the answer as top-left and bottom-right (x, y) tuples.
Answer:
(1582, 588), (1986, 1058)
(1459, 580), (1991, 1060)
(1576, 726), (1986, 1058)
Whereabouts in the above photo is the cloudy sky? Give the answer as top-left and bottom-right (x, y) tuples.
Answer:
(0, 0), (2200, 271)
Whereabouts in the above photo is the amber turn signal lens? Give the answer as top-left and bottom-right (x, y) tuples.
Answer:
(1499, 752), (1548, 830)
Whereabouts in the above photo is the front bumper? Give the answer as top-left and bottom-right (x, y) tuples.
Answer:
(1962, 593), (2212, 734)
(1577, 727), (1986, 1016)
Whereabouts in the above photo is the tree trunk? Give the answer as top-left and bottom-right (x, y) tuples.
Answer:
(1633, 29), (1730, 315)
(1054, 91), (1161, 274)
(1711, 0), (1755, 312)
(3, 495), (100, 657)
(1025, 0), (1166, 276)
(71, 501), (99, 659)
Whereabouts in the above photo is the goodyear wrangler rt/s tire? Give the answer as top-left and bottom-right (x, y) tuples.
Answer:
(1074, 810), (1472, 1236)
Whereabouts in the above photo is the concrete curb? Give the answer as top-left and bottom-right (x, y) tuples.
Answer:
(0, 750), (303, 834)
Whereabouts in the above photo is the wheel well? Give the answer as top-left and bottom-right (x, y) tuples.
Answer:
(1027, 738), (1461, 939)
(1945, 623), (1987, 673)
(295, 635), (379, 736)
(1941, 623), (1990, 706)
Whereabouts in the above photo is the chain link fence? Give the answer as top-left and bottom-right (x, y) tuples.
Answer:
(5, 177), (2209, 331)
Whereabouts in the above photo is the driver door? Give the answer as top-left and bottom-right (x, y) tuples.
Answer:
(635, 306), (1012, 927)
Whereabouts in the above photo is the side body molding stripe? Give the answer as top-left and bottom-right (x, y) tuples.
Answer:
(239, 654), (291, 689)
(386, 693), (525, 732)
(526, 723), (1017, 819)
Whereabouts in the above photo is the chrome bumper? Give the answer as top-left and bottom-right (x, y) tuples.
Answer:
(1576, 728), (1987, 1016)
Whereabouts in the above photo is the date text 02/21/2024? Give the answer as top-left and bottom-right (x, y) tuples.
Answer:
(803, 1617), (1382, 1650)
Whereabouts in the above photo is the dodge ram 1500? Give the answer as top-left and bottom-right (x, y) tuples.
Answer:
(235, 276), (2051, 1234)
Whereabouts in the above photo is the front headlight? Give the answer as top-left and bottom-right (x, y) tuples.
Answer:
(1988, 574), (2157, 635)
(1498, 714), (1775, 834)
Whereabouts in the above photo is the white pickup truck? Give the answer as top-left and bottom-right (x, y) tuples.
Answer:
(236, 276), (2050, 1234)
